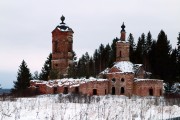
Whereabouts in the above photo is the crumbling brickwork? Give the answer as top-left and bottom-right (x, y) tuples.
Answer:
(51, 16), (73, 77)
(133, 80), (163, 96)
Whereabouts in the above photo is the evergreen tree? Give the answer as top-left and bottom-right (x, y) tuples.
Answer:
(135, 37), (143, 63)
(135, 33), (146, 64)
(146, 31), (153, 50)
(93, 49), (100, 76)
(177, 33), (180, 80)
(33, 71), (39, 80)
(39, 53), (52, 80)
(128, 33), (136, 63)
(98, 44), (105, 72)
(148, 40), (157, 75)
(145, 32), (153, 71)
(11, 60), (32, 95)
(169, 49), (178, 81)
(104, 44), (111, 67)
(155, 30), (171, 81)
(109, 37), (119, 66)
(89, 57), (95, 77)
(68, 51), (77, 78)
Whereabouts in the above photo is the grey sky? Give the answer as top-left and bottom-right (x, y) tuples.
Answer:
(0, 0), (180, 88)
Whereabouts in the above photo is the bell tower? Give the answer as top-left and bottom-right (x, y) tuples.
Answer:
(116, 22), (129, 62)
(51, 15), (74, 77)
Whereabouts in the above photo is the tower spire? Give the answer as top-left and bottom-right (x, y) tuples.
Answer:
(120, 22), (126, 41)
(121, 22), (125, 32)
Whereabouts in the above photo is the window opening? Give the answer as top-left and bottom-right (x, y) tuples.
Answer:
(54, 87), (57, 94)
(112, 87), (115, 95)
(149, 88), (153, 96)
(63, 87), (68, 94)
(93, 89), (97, 95)
(112, 78), (116, 82)
(75, 87), (79, 94)
(120, 51), (122, 57)
(120, 87), (125, 94)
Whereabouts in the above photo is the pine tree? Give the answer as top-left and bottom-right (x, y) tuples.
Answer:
(155, 30), (171, 81)
(169, 49), (178, 81)
(177, 32), (180, 80)
(39, 53), (52, 80)
(89, 57), (95, 77)
(135, 37), (143, 63)
(146, 31), (153, 50)
(104, 44), (111, 68)
(148, 40), (157, 75)
(93, 49), (100, 76)
(68, 51), (77, 78)
(11, 60), (32, 95)
(98, 44), (105, 72)
(33, 71), (39, 80)
(145, 32), (153, 71)
(128, 33), (136, 63)
(109, 37), (119, 66)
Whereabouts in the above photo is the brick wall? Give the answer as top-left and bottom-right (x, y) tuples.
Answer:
(107, 73), (134, 96)
(51, 28), (73, 76)
(133, 80), (163, 96)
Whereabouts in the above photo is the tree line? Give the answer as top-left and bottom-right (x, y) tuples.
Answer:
(11, 30), (180, 95)
(69, 30), (180, 84)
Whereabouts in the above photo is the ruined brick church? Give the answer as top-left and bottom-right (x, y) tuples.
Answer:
(30, 16), (163, 97)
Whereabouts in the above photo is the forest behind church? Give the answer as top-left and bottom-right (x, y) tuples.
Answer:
(67, 30), (180, 85)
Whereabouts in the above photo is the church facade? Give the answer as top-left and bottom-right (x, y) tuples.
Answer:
(30, 16), (163, 97)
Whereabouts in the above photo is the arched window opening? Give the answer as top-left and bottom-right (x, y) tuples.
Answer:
(54, 87), (57, 94)
(112, 78), (116, 82)
(63, 87), (68, 94)
(112, 87), (115, 95)
(121, 78), (125, 82)
(75, 87), (79, 94)
(93, 89), (97, 95)
(149, 88), (153, 96)
(120, 87), (125, 94)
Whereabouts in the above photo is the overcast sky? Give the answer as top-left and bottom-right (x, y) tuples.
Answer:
(0, 0), (180, 88)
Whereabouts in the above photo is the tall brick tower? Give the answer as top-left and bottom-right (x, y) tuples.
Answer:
(51, 15), (74, 77)
(116, 23), (130, 62)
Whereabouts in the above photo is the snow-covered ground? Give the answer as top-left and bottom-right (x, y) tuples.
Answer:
(0, 94), (180, 120)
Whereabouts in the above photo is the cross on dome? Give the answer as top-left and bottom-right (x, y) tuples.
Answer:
(121, 22), (126, 32)
(60, 15), (65, 24)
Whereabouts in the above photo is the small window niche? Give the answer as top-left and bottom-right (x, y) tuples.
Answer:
(93, 89), (97, 95)
(121, 78), (125, 82)
(112, 78), (116, 82)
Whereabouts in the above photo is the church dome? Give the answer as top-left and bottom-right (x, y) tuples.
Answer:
(56, 15), (73, 32)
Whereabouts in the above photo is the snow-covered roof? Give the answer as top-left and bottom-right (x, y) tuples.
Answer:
(134, 64), (142, 72)
(56, 23), (73, 32)
(30, 77), (108, 88)
(100, 68), (110, 74)
(134, 79), (163, 82)
(113, 61), (134, 73)
(117, 40), (129, 43)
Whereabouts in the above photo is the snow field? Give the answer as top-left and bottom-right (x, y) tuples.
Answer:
(0, 95), (180, 120)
